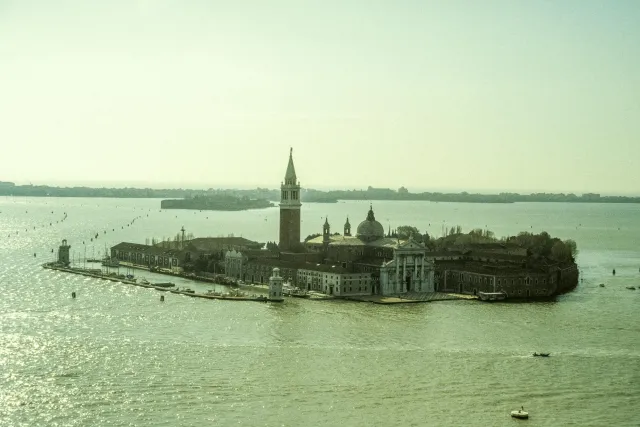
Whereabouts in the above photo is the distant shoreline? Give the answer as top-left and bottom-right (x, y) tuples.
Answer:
(0, 182), (638, 204)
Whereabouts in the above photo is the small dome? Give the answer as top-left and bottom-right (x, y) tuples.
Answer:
(356, 206), (384, 241)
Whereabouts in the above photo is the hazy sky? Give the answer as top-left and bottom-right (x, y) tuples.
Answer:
(1, 1), (639, 194)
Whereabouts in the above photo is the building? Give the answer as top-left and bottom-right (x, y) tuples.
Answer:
(226, 149), (434, 297)
(268, 268), (284, 301)
(109, 236), (264, 274)
(110, 242), (184, 272)
(279, 148), (302, 252)
(57, 239), (70, 266)
(297, 266), (372, 296)
(305, 205), (435, 295)
(432, 248), (579, 297)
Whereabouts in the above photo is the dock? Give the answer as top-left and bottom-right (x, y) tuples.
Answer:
(42, 263), (280, 303)
(343, 292), (476, 305)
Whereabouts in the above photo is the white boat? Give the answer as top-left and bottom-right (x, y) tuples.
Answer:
(510, 409), (529, 419)
(478, 291), (506, 301)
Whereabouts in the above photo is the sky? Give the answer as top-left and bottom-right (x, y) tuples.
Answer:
(1, 0), (639, 194)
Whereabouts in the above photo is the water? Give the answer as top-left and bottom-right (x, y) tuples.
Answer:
(1, 197), (639, 426)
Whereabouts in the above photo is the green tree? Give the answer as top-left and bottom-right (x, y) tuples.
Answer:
(304, 233), (321, 242)
(550, 241), (572, 262)
(397, 225), (421, 240)
(564, 239), (578, 259)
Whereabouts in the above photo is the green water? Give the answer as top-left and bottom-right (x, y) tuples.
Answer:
(1, 198), (639, 426)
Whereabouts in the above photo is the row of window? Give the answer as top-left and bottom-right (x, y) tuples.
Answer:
(450, 271), (548, 286)
(117, 251), (178, 267)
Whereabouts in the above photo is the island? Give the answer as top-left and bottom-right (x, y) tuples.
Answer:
(160, 195), (274, 211)
(0, 181), (638, 204)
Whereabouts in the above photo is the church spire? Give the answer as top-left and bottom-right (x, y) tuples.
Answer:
(284, 147), (297, 185)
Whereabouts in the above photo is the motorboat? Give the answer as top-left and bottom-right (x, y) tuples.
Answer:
(510, 409), (529, 419)
(533, 352), (550, 357)
(478, 291), (506, 301)
(626, 286), (636, 290)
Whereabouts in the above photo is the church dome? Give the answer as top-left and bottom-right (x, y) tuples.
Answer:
(356, 206), (384, 241)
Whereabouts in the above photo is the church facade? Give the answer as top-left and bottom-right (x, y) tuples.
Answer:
(305, 206), (435, 295)
(224, 148), (434, 296)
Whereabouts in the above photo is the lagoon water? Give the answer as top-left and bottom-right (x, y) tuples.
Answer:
(1, 197), (639, 426)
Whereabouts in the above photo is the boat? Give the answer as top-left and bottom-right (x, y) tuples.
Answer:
(154, 282), (175, 288)
(626, 286), (636, 290)
(510, 409), (529, 419)
(139, 278), (150, 285)
(533, 352), (550, 357)
(599, 283), (605, 287)
(478, 291), (506, 301)
(86, 258), (102, 263)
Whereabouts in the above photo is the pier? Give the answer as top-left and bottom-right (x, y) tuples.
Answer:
(343, 292), (474, 304)
(42, 263), (280, 303)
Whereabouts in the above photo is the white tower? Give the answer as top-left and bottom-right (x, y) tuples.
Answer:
(268, 267), (284, 302)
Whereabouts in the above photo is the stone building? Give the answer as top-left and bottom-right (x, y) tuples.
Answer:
(305, 205), (435, 295)
(432, 248), (579, 297)
(279, 148), (301, 252)
(111, 242), (184, 272)
(225, 149), (434, 296)
(57, 239), (71, 266)
(297, 265), (372, 296)
(268, 268), (284, 301)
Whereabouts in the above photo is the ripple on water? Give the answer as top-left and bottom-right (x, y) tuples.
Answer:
(1, 198), (640, 426)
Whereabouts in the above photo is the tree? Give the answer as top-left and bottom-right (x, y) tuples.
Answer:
(564, 239), (578, 259)
(304, 233), (321, 242)
(397, 226), (421, 240)
(550, 241), (572, 262)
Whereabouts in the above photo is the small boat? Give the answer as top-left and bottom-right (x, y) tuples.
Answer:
(478, 291), (506, 301)
(139, 278), (150, 285)
(626, 286), (636, 290)
(599, 283), (605, 287)
(511, 409), (529, 419)
(533, 352), (550, 357)
(154, 282), (176, 288)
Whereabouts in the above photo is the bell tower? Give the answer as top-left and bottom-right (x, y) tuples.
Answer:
(323, 217), (331, 243)
(344, 217), (351, 236)
(279, 148), (301, 252)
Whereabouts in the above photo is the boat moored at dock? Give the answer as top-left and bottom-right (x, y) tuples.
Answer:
(478, 291), (506, 301)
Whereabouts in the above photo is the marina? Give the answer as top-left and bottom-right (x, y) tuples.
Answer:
(42, 263), (281, 303)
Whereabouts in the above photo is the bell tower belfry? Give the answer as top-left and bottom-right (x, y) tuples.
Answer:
(279, 148), (302, 252)
(344, 217), (351, 236)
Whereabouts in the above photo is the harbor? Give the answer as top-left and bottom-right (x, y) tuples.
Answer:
(42, 262), (282, 303)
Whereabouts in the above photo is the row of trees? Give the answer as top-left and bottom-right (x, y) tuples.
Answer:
(393, 224), (578, 263)
(145, 232), (196, 248)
